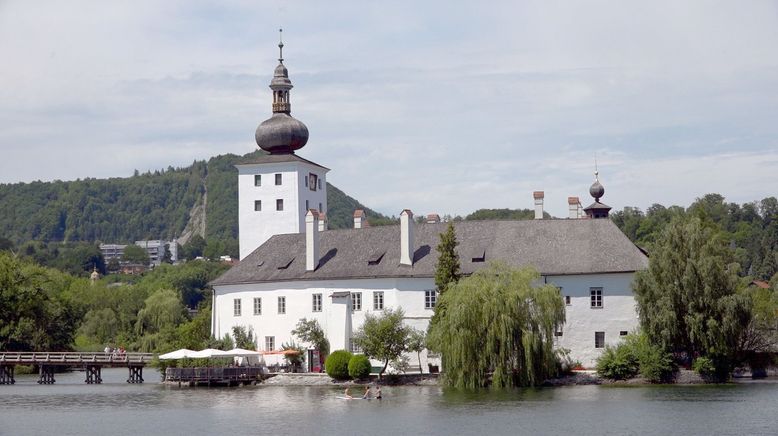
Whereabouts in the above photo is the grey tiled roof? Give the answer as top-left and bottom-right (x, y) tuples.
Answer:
(211, 219), (648, 286)
(236, 153), (329, 170)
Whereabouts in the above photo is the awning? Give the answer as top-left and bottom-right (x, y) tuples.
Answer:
(158, 348), (195, 360)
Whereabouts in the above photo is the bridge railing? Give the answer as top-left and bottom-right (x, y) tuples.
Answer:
(0, 352), (155, 365)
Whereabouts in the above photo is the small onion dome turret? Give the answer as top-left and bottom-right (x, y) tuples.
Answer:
(255, 30), (309, 154)
(589, 171), (605, 201)
(255, 113), (309, 154)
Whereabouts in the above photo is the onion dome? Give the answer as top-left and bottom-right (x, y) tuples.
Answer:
(589, 171), (605, 200)
(255, 29), (309, 154)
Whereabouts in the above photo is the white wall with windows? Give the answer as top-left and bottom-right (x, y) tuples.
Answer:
(545, 272), (639, 368)
(237, 161), (328, 260)
(213, 271), (639, 371)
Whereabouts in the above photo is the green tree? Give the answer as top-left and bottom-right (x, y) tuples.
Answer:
(427, 262), (565, 389)
(434, 222), (461, 294)
(182, 235), (206, 260)
(231, 325), (256, 349)
(123, 244), (150, 265)
(282, 341), (306, 372)
(134, 289), (186, 336)
(292, 318), (330, 359)
(633, 216), (751, 377)
(406, 328), (426, 375)
(353, 307), (409, 379)
(175, 305), (212, 350)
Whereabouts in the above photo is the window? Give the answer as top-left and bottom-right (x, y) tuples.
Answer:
(304, 175), (308, 187)
(265, 336), (275, 351)
(276, 199), (284, 211)
(425, 290), (437, 309)
(254, 174), (261, 186)
(350, 338), (362, 353)
(352, 292), (362, 311)
(308, 173), (318, 191)
(312, 293), (322, 312)
(253, 297), (262, 315)
(373, 291), (384, 310)
(278, 296), (286, 314)
(565, 295), (571, 305)
(590, 287), (603, 308)
(233, 298), (241, 316)
(305, 200), (309, 211)
(595, 331), (605, 348)
(319, 203), (323, 213)
(554, 329), (563, 337)
(275, 173), (282, 185)
(318, 179), (322, 190)
(254, 200), (262, 212)
(620, 331), (629, 336)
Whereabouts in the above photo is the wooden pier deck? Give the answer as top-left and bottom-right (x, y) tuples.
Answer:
(0, 352), (155, 385)
(165, 367), (265, 386)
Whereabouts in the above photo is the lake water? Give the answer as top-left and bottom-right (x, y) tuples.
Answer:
(1, 368), (776, 436)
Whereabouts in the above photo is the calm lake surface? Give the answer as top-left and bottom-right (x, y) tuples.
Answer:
(1, 368), (776, 436)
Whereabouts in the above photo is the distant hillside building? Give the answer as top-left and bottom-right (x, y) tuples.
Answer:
(100, 239), (178, 266)
(211, 36), (648, 369)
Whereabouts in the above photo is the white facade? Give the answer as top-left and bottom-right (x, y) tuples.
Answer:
(213, 272), (637, 370)
(237, 160), (328, 260)
(547, 272), (639, 367)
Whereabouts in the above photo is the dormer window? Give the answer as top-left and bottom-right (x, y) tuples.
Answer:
(277, 257), (294, 269)
(368, 250), (386, 265)
(471, 249), (486, 263)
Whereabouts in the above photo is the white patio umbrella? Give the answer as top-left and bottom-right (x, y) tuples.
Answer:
(158, 348), (195, 360)
(223, 348), (263, 357)
(188, 348), (230, 358)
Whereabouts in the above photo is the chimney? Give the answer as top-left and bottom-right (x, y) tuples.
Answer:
(353, 209), (365, 229)
(568, 197), (580, 219)
(577, 201), (583, 218)
(533, 191), (544, 219)
(318, 212), (327, 232)
(400, 209), (414, 266)
(305, 209), (320, 271)
(426, 213), (441, 224)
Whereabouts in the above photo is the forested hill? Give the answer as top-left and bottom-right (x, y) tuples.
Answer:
(610, 194), (778, 281)
(0, 151), (387, 250)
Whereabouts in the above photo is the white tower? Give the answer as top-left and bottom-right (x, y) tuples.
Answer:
(237, 30), (329, 260)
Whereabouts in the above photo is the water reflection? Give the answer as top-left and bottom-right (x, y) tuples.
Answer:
(1, 369), (776, 436)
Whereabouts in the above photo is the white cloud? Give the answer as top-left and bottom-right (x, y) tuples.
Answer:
(1, 0), (777, 218)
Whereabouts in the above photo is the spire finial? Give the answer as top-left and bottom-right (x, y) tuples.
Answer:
(278, 28), (284, 64)
(594, 153), (599, 181)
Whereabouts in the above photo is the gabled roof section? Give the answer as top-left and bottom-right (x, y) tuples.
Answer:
(236, 153), (330, 171)
(211, 219), (649, 286)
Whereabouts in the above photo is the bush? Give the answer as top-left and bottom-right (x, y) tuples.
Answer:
(624, 333), (675, 383)
(348, 354), (372, 380)
(692, 357), (716, 378)
(595, 333), (675, 382)
(596, 345), (639, 380)
(325, 350), (353, 380)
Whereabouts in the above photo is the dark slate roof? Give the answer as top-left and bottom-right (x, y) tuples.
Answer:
(212, 219), (648, 286)
(236, 153), (329, 170)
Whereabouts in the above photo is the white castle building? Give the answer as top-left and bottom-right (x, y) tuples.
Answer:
(211, 37), (648, 370)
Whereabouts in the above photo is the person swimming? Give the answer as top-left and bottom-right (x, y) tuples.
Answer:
(344, 388), (353, 399)
(362, 386), (371, 399)
(375, 386), (382, 400)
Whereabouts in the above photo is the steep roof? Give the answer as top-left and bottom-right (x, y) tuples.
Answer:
(211, 219), (648, 286)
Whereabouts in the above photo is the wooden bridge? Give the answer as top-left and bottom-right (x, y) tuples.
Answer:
(0, 352), (155, 385)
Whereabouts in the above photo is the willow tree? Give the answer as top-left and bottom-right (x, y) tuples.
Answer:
(428, 262), (565, 388)
(633, 216), (751, 375)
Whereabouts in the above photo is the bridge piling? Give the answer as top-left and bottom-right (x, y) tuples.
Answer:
(127, 366), (144, 384)
(0, 365), (14, 384)
(85, 364), (102, 384)
(38, 365), (56, 384)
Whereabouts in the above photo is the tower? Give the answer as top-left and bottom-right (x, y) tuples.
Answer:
(236, 30), (329, 260)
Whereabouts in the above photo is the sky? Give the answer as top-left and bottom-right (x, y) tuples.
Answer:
(1, 0), (777, 218)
